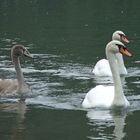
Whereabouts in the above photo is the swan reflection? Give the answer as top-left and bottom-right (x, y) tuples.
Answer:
(0, 99), (27, 140)
(86, 108), (127, 140)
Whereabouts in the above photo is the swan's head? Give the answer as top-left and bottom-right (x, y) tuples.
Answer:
(11, 45), (33, 59)
(106, 40), (132, 57)
(112, 31), (129, 43)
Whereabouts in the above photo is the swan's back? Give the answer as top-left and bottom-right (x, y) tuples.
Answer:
(82, 85), (114, 108)
(0, 79), (18, 94)
(0, 79), (31, 95)
(92, 59), (112, 76)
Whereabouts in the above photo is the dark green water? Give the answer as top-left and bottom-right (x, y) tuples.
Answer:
(0, 0), (140, 140)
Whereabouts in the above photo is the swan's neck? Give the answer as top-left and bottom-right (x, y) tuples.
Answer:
(115, 53), (127, 74)
(13, 56), (26, 92)
(106, 51), (125, 105)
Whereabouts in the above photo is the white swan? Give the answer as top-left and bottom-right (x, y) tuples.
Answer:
(82, 40), (132, 108)
(0, 45), (32, 96)
(92, 31), (129, 76)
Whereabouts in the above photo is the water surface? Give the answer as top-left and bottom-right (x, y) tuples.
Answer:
(0, 0), (140, 140)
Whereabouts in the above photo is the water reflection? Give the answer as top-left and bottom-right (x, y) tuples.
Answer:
(86, 108), (127, 140)
(0, 99), (27, 140)
(113, 115), (126, 140)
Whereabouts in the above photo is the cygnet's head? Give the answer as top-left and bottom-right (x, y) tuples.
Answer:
(106, 40), (132, 57)
(11, 45), (32, 59)
(112, 31), (129, 43)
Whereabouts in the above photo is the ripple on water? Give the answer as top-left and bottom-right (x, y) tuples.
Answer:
(0, 53), (140, 114)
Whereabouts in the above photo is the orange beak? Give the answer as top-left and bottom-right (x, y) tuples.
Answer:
(121, 36), (129, 43)
(119, 47), (132, 57)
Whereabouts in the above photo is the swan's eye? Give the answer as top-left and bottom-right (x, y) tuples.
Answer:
(116, 44), (126, 51)
(118, 33), (126, 37)
(121, 46), (126, 51)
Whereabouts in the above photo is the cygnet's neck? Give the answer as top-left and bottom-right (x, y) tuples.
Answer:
(106, 50), (125, 105)
(13, 55), (26, 91)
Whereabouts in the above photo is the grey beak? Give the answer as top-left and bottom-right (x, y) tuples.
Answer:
(24, 50), (33, 58)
